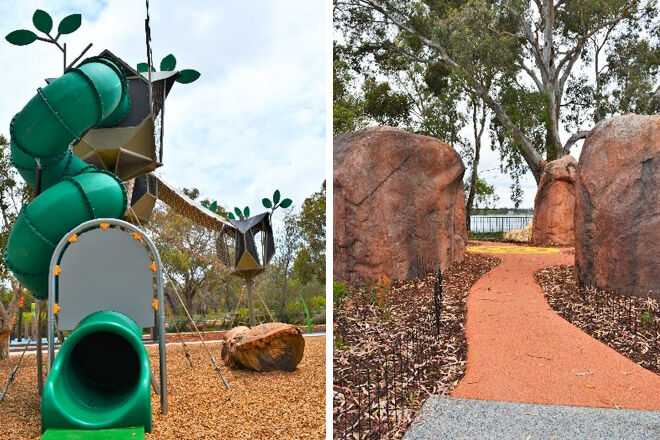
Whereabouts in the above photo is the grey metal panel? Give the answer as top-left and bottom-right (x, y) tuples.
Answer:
(57, 227), (154, 330)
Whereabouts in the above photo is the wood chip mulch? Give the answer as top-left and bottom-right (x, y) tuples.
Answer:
(0, 337), (325, 440)
(333, 253), (500, 439)
(535, 265), (660, 375)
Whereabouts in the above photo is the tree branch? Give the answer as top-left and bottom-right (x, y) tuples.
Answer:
(517, 62), (544, 92)
(351, 0), (543, 180)
(556, 2), (636, 75)
(562, 130), (591, 155)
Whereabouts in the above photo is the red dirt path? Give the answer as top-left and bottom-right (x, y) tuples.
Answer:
(452, 242), (660, 410)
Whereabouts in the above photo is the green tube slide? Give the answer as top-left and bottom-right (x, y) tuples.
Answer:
(41, 311), (152, 433)
(4, 56), (130, 299)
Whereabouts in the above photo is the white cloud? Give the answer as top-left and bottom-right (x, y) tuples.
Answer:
(0, 0), (326, 223)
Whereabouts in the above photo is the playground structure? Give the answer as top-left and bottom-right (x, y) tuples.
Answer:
(0, 6), (305, 439)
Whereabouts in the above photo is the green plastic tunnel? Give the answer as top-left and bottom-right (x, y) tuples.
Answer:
(4, 56), (130, 299)
(42, 311), (152, 433)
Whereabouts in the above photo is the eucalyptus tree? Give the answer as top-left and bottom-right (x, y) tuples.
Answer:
(335, 0), (658, 184)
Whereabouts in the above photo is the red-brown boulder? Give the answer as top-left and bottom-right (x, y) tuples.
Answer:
(531, 155), (577, 245)
(221, 323), (305, 371)
(333, 126), (467, 283)
(575, 115), (660, 297)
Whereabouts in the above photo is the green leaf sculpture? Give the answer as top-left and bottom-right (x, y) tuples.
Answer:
(209, 201), (218, 212)
(136, 62), (156, 73)
(32, 10), (53, 33)
(6, 30), (38, 46)
(262, 198), (272, 208)
(160, 53), (176, 71)
(273, 190), (281, 204)
(176, 69), (201, 84)
(234, 207), (243, 218)
(243, 206), (250, 218)
(227, 212), (235, 220)
(57, 14), (81, 35)
(279, 198), (292, 208)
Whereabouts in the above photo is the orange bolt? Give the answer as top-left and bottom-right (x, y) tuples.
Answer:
(54, 265), (61, 276)
(100, 222), (110, 230)
(68, 233), (77, 243)
(150, 261), (157, 272)
(133, 232), (142, 241)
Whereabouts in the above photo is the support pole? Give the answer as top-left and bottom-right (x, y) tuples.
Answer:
(35, 160), (43, 396)
(17, 301), (22, 342)
(247, 278), (255, 327)
(36, 301), (43, 396)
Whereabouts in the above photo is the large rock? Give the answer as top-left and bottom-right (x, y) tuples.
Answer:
(575, 115), (660, 297)
(334, 126), (467, 283)
(531, 155), (577, 245)
(221, 323), (305, 372)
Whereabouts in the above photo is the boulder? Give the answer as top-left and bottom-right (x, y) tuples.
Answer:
(334, 126), (467, 283)
(504, 219), (533, 243)
(575, 115), (660, 297)
(221, 323), (305, 371)
(531, 155), (577, 245)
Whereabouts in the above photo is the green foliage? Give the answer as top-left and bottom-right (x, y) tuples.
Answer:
(335, 0), (659, 199)
(32, 10), (53, 33)
(333, 58), (365, 135)
(57, 14), (81, 35)
(308, 295), (326, 309)
(467, 231), (505, 241)
(293, 181), (325, 284)
(0, 135), (34, 280)
(641, 310), (652, 324)
(5, 30), (38, 46)
(362, 78), (411, 126)
(160, 54), (177, 71)
(464, 177), (499, 209)
(333, 281), (347, 306)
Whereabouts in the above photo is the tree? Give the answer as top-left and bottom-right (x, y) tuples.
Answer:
(294, 181), (326, 285)
(465, 176), (500, 210)
(147, 189), (227, 315)
(0, 135), (32, 359)
(335, 0), (658, 183)
(271, 210), (301, 322)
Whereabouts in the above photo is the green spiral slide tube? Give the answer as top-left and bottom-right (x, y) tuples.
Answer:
(4, 56), (130, 299)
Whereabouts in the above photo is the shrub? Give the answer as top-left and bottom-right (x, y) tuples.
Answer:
(333, 281), (347, 306)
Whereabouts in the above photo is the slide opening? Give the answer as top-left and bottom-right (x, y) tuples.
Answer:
(66, 331), (140, 409)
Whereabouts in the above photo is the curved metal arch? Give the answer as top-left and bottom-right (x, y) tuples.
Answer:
(46, 218), (167, 414)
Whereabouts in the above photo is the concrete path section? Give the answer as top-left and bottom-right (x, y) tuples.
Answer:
(452, 243), (660, 410)
(404, 396), (660, 440)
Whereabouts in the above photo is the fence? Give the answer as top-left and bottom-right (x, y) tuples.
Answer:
(469, 215), (532, 233)
(333, 272), (444, 439)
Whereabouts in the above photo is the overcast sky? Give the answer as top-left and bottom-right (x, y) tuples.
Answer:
(0, 0), (326, 217)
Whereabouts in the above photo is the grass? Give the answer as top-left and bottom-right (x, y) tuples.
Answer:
(468, 231), (505, 241)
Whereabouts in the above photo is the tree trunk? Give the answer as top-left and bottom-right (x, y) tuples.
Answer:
(0, 278), (24, 360)
(545, 89), (563, 161)
(466, 100), (486, 231)
(0, 329), (10, 360)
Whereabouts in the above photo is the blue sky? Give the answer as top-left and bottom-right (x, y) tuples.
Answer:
(0, 0), (326, 218)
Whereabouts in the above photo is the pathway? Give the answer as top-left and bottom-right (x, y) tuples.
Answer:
(404, 396), (660, 440)
(451, 242), (660, 410)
